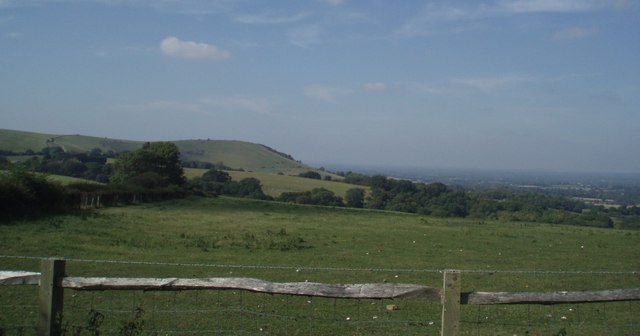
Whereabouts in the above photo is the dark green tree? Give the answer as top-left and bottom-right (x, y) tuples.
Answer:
(202, 168), (231, 183)
(111, 142), (185, 187)
(298, 171), (321, 180)
(345, 188), (365, 208)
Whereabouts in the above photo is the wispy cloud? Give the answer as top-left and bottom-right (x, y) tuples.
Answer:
(304, 86), (349, 102)
(288, 25), (324, 48)
(4, 31), (20, 38)
(235, 11), (309, 25)
(324, 0), (345, 6)
(160, 36), (230, 60)
(118, 96), (274, 115)
(199, 96), (273, 115)
(397, 0), (628, 37)
(552, 26), (598, 40)
(500, 0), (628, 13)
(362, 82), (386, 91)
(452, 75), (530, 91)
(0, 0), (237, 15)
(0, 15), (14, 23)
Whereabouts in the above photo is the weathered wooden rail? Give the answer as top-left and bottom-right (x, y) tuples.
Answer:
(1, 259), (639, 336)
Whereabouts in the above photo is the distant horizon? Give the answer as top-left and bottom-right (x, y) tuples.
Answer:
(3, 126), (639, 177)
(310, 162), (640, 179)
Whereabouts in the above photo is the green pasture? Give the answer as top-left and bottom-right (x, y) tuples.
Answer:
(185, 168), (360, 198)
(175, 140), (313, 175)
(1, 196), (638, 334)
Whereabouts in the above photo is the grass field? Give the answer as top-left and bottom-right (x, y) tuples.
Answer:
(1, 196), (638, 335)
(185, 168), (361, 198)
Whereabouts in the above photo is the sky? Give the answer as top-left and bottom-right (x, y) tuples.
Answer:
(1, 0), (639, 174)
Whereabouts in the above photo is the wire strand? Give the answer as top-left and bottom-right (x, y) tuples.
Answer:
(1, 255), (638, 275)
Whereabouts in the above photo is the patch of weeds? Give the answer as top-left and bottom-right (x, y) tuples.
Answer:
(85, 309), (104, 336)
(223, 229), (312, 251)
(554, 327), (567, 336)
(119, 307), (144, 336)
(180, 233), (220, 251)
(49, 218), (63, 229)
(61, 309), (104, 336)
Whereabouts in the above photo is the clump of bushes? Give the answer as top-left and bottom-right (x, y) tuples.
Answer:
(0, 168), (66, 219)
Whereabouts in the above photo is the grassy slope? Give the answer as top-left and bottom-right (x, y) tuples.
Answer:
(0, 129), (55, 152)
(0, 197), (638, 335)
(175, 139), (313, 174)
(184, 168), (361, 197)
(0, 129), (315, 174)
(227, 171), (360, 198)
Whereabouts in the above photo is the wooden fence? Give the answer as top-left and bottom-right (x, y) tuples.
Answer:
(1, 258), (640, 336)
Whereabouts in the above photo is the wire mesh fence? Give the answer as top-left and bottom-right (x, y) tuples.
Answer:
(58, 289), (443, 335)
(1, 256), (638, 335)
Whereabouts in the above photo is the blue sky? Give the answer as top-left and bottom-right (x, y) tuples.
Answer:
(1, 0), (639, 173)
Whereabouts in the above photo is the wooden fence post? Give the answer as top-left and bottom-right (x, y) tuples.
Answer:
(38, 258), (65, 336)
(441, 270), (461, 336)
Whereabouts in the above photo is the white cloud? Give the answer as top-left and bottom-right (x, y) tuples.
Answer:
(552, 26), (598, 40)
(4, 31), (20, 38)
(500, 0), (630, 13)
(118, 96), (273, 115)
(452, 75), (530, 91)
(160, 36), (230, 60)
(235, 12), (308, 25)
(304, 86), (348, 102)
(397, 0), (627, 37)
(119, 100), (202, 114)
(288, 25), (324, 48)
(363, 82), (386, 91)
(325, 0), (345, 6)
(200, 96), (272, 115)
(0, 0), (237, 14)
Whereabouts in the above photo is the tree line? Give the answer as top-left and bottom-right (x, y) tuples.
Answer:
(2, 144), (636, 229)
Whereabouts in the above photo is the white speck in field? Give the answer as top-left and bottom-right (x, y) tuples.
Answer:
(372, 316), (378, 320)
(346, 317), (351, 321)
(394, 275), (399, 278)
(581, 245), (584, 249)
(412, 240), (416, 243)
(428, 321), (434, 326)
(561, 316), (567, 320)
(296, 268), (300, 272)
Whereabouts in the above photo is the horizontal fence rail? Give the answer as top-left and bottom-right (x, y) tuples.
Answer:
(2, 259), (640, 336)
(462, 288), (640, 305)
(3, 271), (638, 305)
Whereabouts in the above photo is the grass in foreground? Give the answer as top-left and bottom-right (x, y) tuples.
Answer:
(0, 196), (638, 335)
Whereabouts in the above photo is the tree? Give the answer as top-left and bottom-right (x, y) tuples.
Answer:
(202, 168), (231, 183)
(0, 156), (9, 169)
(298, 171), (321, 180)
(229, 177), (269, 199)
(111, 142), (185, 187)
(345, 188), (365, 208)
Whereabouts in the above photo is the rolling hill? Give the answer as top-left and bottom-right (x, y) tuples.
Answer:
(0, 129), (315, 175)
